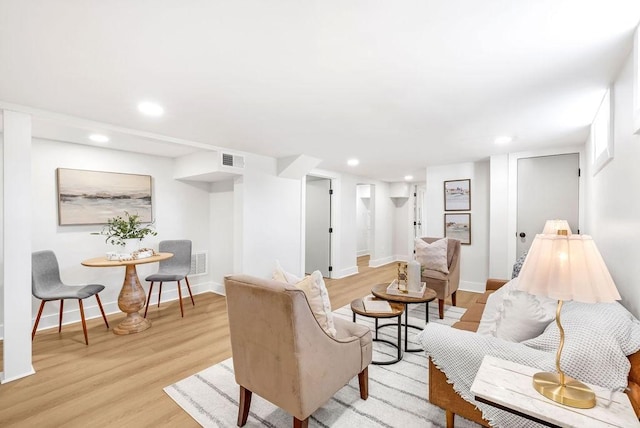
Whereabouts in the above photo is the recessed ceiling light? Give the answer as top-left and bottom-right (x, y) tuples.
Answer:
(404, 175), (414, 181)
(137, 101), (164, 117)
(494, 136), (513, 145)
(89, 134), (109, 143)
(347, 158), (359, 166)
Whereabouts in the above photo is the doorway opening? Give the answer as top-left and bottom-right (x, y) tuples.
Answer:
(305, 175), (332, 277)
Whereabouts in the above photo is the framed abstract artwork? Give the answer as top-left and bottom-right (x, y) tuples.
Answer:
(445, 213), (471, 245)
(57, 168), (153, 225)
(444, 179), (470, 211)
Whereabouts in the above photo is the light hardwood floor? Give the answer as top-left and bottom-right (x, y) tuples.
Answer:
(0, 257), (479, 427)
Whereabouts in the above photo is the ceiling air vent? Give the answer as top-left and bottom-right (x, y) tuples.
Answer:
(221, 153), (245, 168)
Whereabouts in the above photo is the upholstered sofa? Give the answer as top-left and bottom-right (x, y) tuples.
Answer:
(427, 278), (640, 428)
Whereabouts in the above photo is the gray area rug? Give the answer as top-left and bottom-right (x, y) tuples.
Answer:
(165, 302), (479, 427)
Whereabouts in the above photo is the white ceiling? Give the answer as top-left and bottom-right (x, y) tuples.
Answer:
(1, 1), (639, 182)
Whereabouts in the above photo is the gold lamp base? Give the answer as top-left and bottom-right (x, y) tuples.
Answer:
(532, 372), (596, 409)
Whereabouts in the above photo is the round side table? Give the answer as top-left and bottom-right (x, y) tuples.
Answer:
(370, 283), (437, 352)
(351, 298), (405, 365)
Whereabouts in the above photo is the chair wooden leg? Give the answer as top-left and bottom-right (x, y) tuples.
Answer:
(438, 299), (445, 319)
(95, 294), (109, 328)
(237, 386), (252, 426)
(157, 282), (163, 307)
(58, 299), (64, 332)
(358, 367), (369, 399)
(144, 282), (154, 318)
(451, 291), (457, 307)
(78, 299), (89, 345)
(446, 409), (455, 428)
(185, 276), (195, 306)
(32, 301), (46, 340)
(293, 417), (309, 428)
(177, 280), (184, 317)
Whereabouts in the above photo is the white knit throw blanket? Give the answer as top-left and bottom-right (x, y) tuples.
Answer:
(418, 301), (640, 428)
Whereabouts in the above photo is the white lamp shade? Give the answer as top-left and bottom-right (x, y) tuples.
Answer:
(517, 234), (620, 303)
(542, 219), (572, 235)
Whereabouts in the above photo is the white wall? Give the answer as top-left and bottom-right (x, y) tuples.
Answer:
(209, 180), (234, 294)
(369, 182), (395, 267)
(305, 177), (330, 275)
(392, 196), (411, 261)
(28, 139), (213, 330)
(584, 52), (640, 318)
(356, 184), (371, 256)
(235, 154), (302, 278)
(425, 161), (489, 292)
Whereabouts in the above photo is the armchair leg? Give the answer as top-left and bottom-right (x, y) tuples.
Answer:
(293, 417), (309, 428)
(237, 386), (252, 427)
(451, 291), (457, 307)
(358, 367), (369, 400)
(446, 409), (455, 428)
(438, 299), (445, 319)
(32, 301), (46, 340)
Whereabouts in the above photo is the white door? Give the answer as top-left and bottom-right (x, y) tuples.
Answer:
(413, 185), (424, 238)
(517, 153), (579, 256)
(305, 176), (332, 277)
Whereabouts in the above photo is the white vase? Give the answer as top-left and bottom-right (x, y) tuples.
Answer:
(122, 238), (141, 255)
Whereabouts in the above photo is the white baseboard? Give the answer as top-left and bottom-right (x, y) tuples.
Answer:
(394, 254), (410, 262)
(368, 255), (396, 268)
(356, 250), (370, 257)
(331, 266), (359, 279)
(211, 282), (225, 296)
(1, 366), (36, 384)
(459, 280), (486, 294)
(24, 281), (215, 336)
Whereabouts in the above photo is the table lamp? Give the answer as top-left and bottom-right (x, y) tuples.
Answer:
(516, 231), (621, 408)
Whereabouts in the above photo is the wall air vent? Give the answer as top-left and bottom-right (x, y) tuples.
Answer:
(221, 153), (245, 168)
(189, 252), (208, 276)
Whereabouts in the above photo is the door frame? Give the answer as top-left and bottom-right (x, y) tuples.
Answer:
(506, 145), (586, 275)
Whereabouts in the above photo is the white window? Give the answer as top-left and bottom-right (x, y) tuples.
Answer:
(592, 89), (613, 175)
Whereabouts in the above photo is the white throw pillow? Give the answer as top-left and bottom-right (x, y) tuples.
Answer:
(494, 290), (556, 342)
(415, 237), (449, 274)
(476, 279), (513, 336)
(272, 260), (302, 284)
(294, 271), (337, 337)
(486, 277), (557, 342)
(272, 262), (336, 337)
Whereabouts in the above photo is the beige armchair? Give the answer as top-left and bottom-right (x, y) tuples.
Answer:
(419, 237), (461, 319)
(224, 274), (372, 428)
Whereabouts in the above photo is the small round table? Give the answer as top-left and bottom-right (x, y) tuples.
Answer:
(371, 283), (437, 352)
(351, 298), (405, 365)
(81, 253), (173, 335)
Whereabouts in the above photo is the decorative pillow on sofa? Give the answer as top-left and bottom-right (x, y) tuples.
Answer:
(476, 277), (556, 342)
(272, 262), (336, 338)
(415, 237), (449, 274)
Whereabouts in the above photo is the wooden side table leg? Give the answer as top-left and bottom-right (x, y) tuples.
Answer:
(113, 264), (152, 335)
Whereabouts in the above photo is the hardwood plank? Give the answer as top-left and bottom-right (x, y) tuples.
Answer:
(0, 256), (481, 427)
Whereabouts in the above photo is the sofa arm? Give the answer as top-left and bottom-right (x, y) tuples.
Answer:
(485, 278), (509, 291)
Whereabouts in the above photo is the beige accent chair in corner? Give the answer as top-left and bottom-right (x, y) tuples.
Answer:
(419, 237), (461, 319)
(225, 274), (373, 428)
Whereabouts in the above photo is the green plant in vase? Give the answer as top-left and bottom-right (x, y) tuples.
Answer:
(95, 211), (157, 247)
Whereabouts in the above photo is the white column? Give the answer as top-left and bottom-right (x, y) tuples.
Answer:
(1, 110), (34, 383)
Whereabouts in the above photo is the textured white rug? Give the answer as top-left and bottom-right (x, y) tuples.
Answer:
(165, 302), (477, 428)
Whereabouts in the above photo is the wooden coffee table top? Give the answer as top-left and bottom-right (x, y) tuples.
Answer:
(351, 298), (405, 318)
(371, 283), (437, 304)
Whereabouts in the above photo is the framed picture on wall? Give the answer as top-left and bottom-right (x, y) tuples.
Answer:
(57, 168), (153, 225)
(444, 179), (470, 211)
(445, 213), (471, 245)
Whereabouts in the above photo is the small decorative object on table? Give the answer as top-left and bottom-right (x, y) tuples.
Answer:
(396, 262), (408, 293)
(386, 279), (426, 298)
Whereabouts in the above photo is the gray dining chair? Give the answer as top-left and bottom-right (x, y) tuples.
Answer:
(144, 240), (194, 318)
(32, 250), (109, 345)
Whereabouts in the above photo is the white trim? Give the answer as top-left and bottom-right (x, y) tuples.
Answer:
(1, 367), (36, 384)
(331, 266), (359, 279)
(368, 256), (396, 268)
(356, 250), (370, 257)
(459, 280), (486, 294)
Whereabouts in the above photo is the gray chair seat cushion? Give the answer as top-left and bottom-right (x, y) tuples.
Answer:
(38, 283), (105, 300)
(145, 273), (186, 282)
